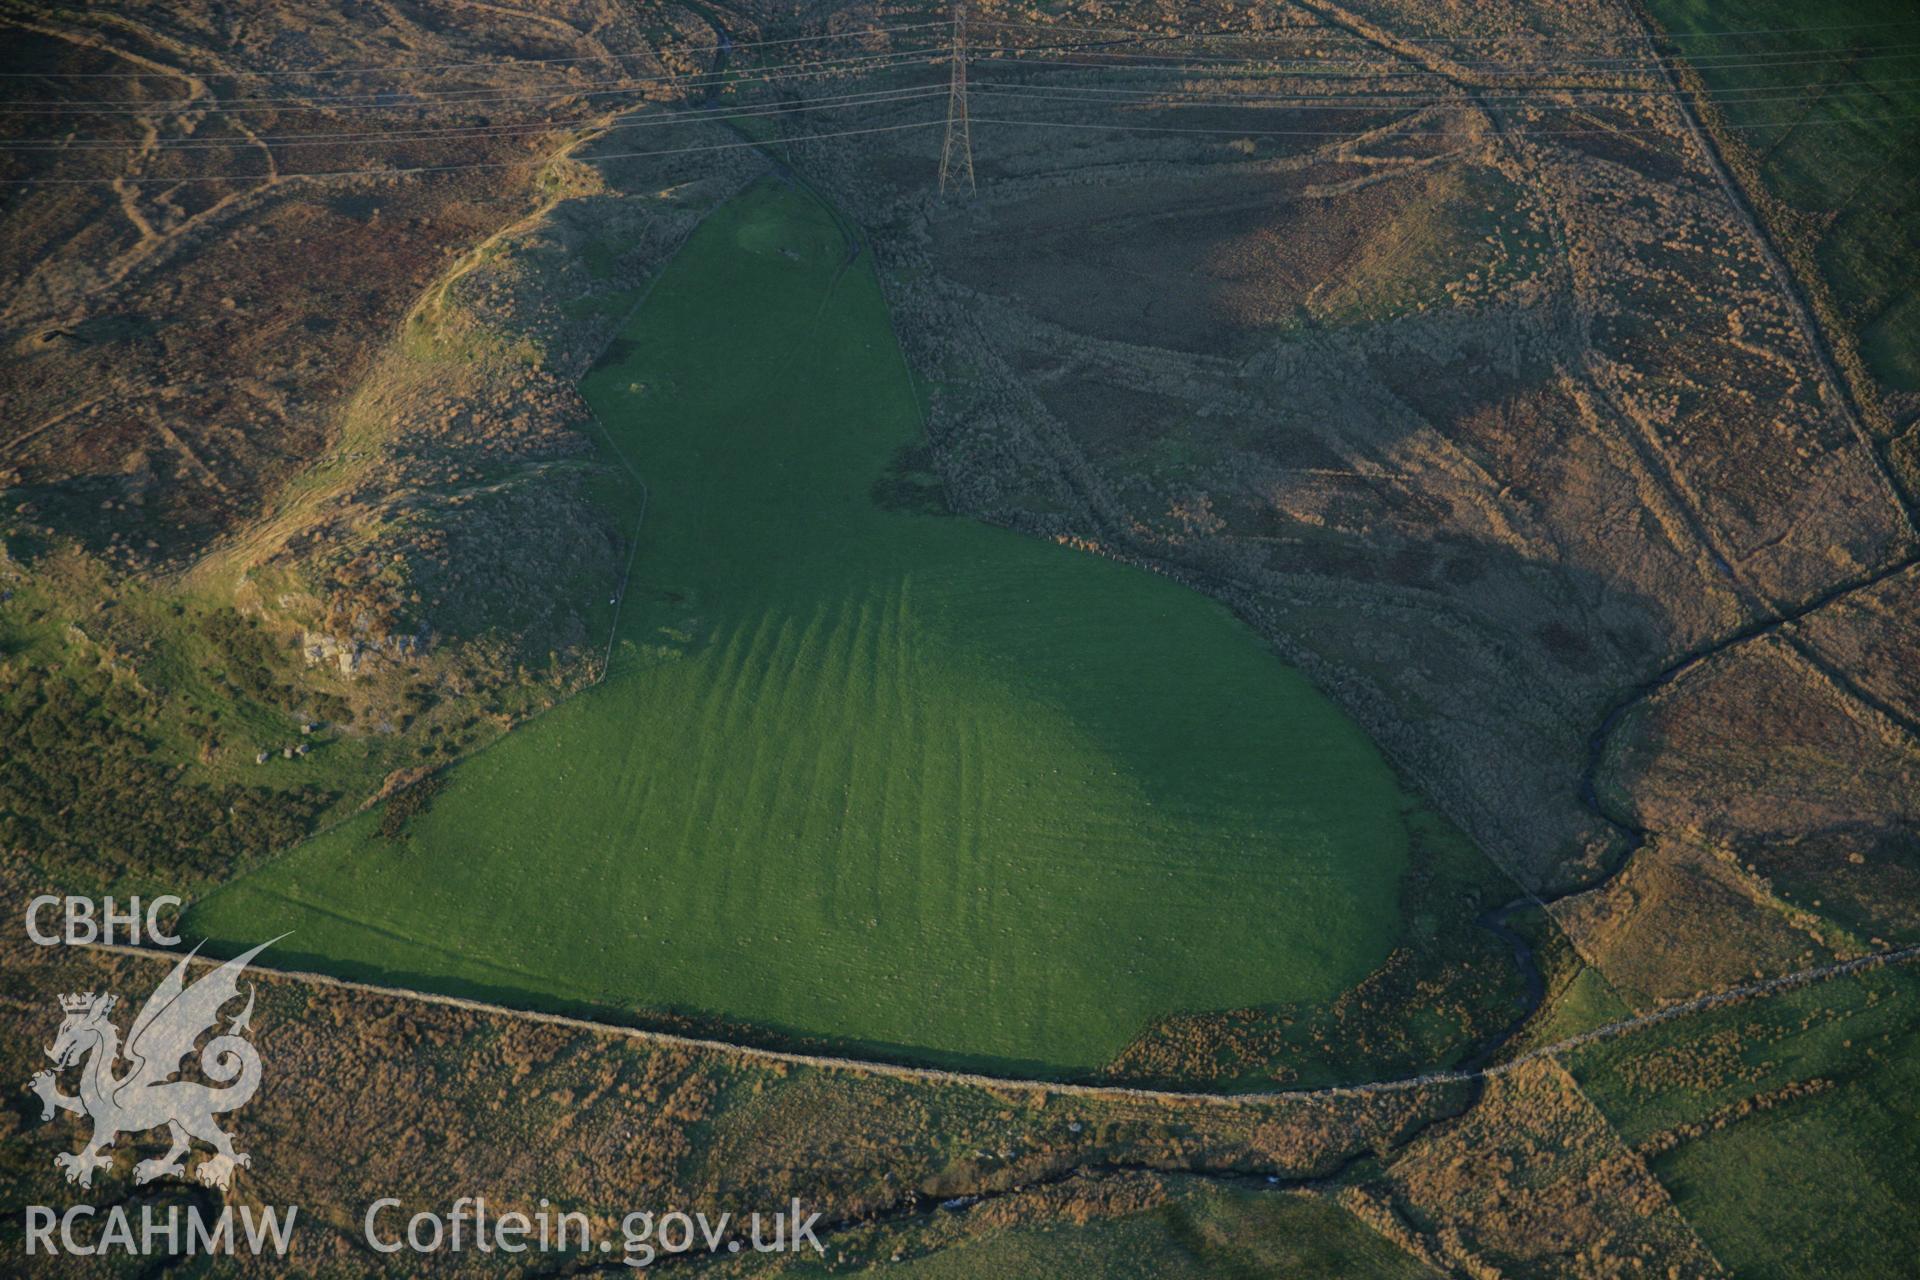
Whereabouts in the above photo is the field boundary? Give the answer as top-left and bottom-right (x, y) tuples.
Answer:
(1618, 0), (1917, 537)
(84, 940), (1920, 1106)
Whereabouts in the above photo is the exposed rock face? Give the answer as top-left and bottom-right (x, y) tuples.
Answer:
(300, 625), (429, 678)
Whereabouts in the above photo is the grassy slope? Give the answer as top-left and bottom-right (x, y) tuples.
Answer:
(1645, 0), (1920, 391)
(0, 549), (387, 891)
(190, 180), (1448, 1075)
(860, 1188), (1434, 1279)
(1653, 1047), (1920, 1280)
(1567, 967), (1920, 1278)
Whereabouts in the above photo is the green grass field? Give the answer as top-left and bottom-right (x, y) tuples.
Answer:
(1646, 0), (1920, 391)
(189, 179), (1448, 1075)
(1567, 967), (1920, 1279)
(837, 1186), (1434, 1279)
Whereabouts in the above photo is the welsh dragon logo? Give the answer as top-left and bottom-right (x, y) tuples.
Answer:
(26, 939), (275, 1191)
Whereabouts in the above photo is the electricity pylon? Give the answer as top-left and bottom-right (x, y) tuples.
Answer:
(937, 0), (974, 197)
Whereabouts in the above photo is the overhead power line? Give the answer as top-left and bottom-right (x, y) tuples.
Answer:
(970, 38), (1920, 73)
(0, 116), (948, 185)
(0, 83), (947, 150)
(8, 92), (1910, 187)
(0, 19), (948, 78)
(6, 12), (1912, 186)
(6, 8), (1907, 85)
(964, 71), (1920, 107)
(0, 43), (945, 113)
(11, 28), (1916, 117)
(973, 15), (1920, 47)
(967, 108), (1920, 140)
(965, 43), (1920, 87)
(11, 66), (1899, 155)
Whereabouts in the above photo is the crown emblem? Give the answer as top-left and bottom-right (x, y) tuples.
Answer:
(60, 992), (108, 1013)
